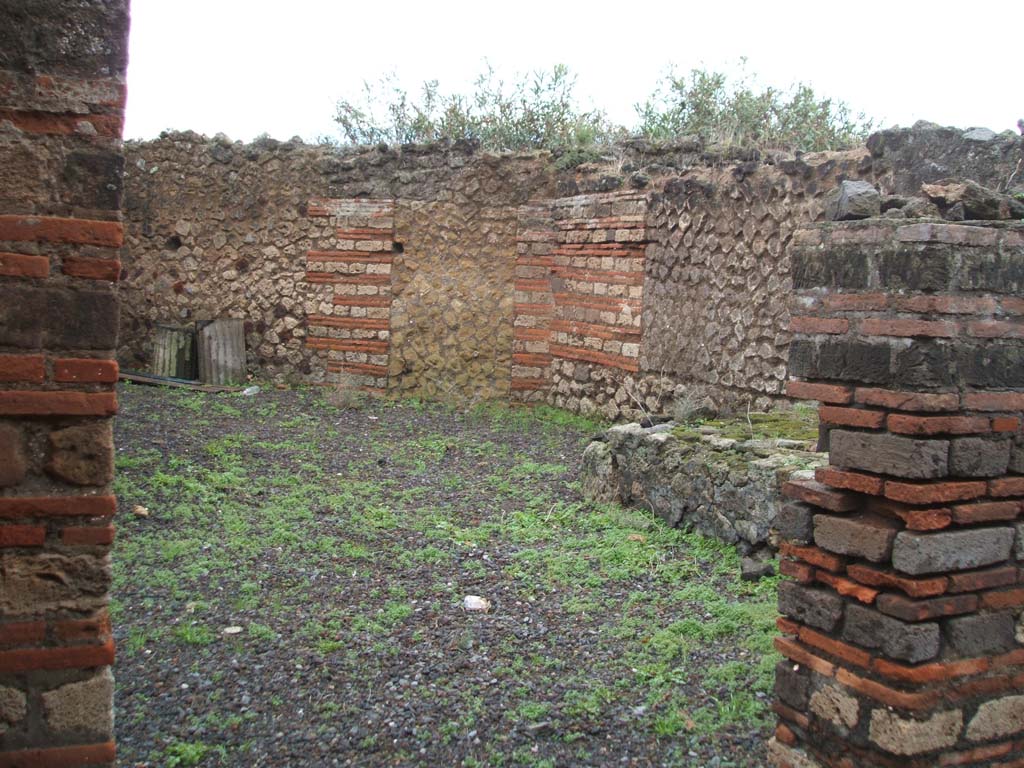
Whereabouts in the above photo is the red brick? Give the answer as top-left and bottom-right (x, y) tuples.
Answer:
(874, 656), (989, 686)
(61, 256), (121, 281)
(0, 742), (117, 768)
(991, 649), (1024, 669)
(981, 588), (1024, 610)
(816, 467), (884, 495)
(866, 497), (952, 530)
(0, 525), (46, 547)
(798, 625), (872, 667)
(894, 295), (998, 315)
(990, 477), (1024, 497)
(940, 743), (1015, 767)
(969, 320), (1024, 338)
(0, 391), (117, 416)
(775, 723), (797, 746)
(776, 617), (801, 635)
(54, 611), (111, 643)
(860, 318), (957, 338)
(951, 501), (1021, 524)
(61, 525), (115, 546)
(549, 343), (640, 372)
(992, 417), (1021, 433)
(786, 380), (853, 404)
(818, 405), (886, 429)
(814, 570), (878, 603)
(884, 479), (987, 504)
(779, 558), (815, 583)
(947, 565), (1019, 593)
(772, 700), (810, 729)
(53, 358), (119, 383)
(834, 667), (938, 710)
(875, 592), (978, 622)
(964, 392), (1024, 412)
(0, 495), (116, 519)
(779, 542), (846, 573)
(0, 214), (123, 247)
(0, 621), (45, 648)
(887, 413), (990, 435)
(823, 293), (889, 311)
(0, 108), (122, 137)
(782, 479), (859, 512)
(774, 636), (836, 678)
(1001, 296), (1024, 315)
(0, 251), (49, 278)
(854, 387), (959, 412)
(846, 563), (948, 598)
(0, 354), (46, 382)
(0, 636), (115, 673)
(790, 316), (849, 334)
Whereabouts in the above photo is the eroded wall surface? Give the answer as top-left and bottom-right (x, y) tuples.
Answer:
(121, 126), (1023, 416)
(0, 1), (130, 764)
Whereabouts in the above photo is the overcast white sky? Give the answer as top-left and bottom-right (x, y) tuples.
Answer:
(124, 0), (1022, 144)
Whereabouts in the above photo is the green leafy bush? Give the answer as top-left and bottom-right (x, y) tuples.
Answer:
(334, 64), (615, 153)
(635, 61), (873, 151)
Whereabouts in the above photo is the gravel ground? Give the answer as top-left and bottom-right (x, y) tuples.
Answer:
(112, 383), (778, 767)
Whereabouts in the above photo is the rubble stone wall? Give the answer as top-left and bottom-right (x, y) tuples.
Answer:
(771, 218), (1024, 768)
(121, 126), (1023, 414)
(0, 1), (130, 765)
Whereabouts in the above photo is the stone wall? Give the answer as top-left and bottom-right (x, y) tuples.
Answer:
(119, 135), (557, 383)
(0, 1), (130, 765)
(770, 218), (1024, 768)
(120, 125), (1023, 415)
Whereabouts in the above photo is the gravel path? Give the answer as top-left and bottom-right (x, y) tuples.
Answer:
(112, 383), (778, 767)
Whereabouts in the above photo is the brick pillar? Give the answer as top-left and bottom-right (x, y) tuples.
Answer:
(0, 2), (130, 766)
(771, 220), (1024, 767)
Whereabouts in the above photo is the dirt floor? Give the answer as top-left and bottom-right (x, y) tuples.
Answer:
(112, 383), (779, 767)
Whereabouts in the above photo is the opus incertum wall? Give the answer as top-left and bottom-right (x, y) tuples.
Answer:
(771, 220), (1024, 768)
(0, 1), (131, 766)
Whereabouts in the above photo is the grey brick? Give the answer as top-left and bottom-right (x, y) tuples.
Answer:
(944, 612), (1017, 657)
(830, 430), (948, 480)
(776, 500), (814, 544)
(950, 437), (1010, 478)
(778, 582), (844, 633)
(892, 528), (1016, 576)
(813, 513), (899, 563)
(842, 604), (940, 663)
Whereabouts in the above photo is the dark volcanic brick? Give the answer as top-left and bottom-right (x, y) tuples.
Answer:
(892, 341), (956, 390)
(949, 437), (1011, 478)
(776, 500), (815, 544)
(792, 246), (870, 289)
(816, 340), (892, 385)
(813, 513), (899, 563)
(892, 528), (1016, 576)
(960, 250), (1024, 295)
(830, 430), (948, 480)
(842, 604), (940, 663)
(0, 284), (118, 350)
(774, 659), (810, 709)
(879, 244), (955, 292)
(778, 582), (844, 632)
(62, 150), (126, 211)
(957, 343), (1024, 388)
(944, 612), (1017, 657)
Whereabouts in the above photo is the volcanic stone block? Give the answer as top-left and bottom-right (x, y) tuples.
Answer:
(949, 437), (1011, 478)
(830, 430), (948, 480)
(792, 246), (870, 289)
(958, 342), (1024, 388)
(809, 684), (860, 729)
(1009, 440), (1024, 474)
(892, 528), (1016, 576)
(774, 659), (810, 709)
(0, 553), (111, 616)
(778, 582), (844, 632)
(879, 244), (955, 292)
(46, 421), (114, 486)
(0, 424), (28, 487)
(0, 284), (119, 350)
(41, 668), (114, 736)
(776, 500), (815, 544)
(825, 181), (881, 222)
(944, 612), (1017, 657)
(813, 513), (899, 562)
(892, 341), (956, 390)
(842, 604), (940, 663)
(869, 708), (963, 755)
(960, 250), (1024, 295)
(0, 685), (27, 728)
(965, 696), (1024, 742)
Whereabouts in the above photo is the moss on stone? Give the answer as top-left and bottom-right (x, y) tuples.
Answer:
(676, 405), (818, 443)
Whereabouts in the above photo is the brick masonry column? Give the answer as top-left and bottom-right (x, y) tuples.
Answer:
(0, 3), (129, 766)
(771, 219), (1024, 767)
